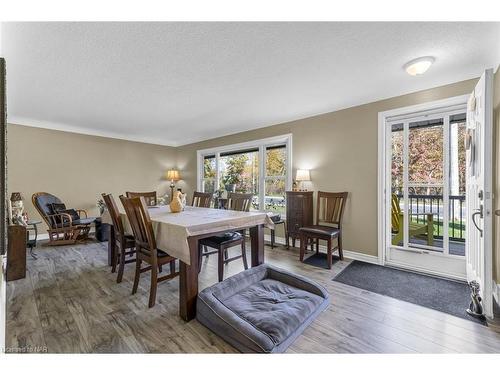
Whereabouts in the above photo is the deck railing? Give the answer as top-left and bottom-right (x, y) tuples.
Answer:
(396, 194), (466, 242)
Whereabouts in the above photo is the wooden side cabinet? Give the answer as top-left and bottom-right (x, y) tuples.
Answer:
(7, 225), (27, 281)
(285, 191), (313, 248)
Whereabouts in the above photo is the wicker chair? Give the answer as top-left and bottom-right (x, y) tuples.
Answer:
(32, 192), (96, 246)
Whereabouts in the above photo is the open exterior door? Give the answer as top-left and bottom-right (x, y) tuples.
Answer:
(465, 69), (494, 318)
(0, 57), (7, 350)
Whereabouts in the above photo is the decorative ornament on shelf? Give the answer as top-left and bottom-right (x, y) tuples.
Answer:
(295, 169), (311, 191)
(169, 190), (186, 213)
(166, 169), (181, 203)
(10, 192), (28, 225)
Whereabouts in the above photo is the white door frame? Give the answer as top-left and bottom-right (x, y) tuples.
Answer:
(377, 95), (470, 269)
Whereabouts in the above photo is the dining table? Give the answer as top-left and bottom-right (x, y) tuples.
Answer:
(102, 204), (275, 321)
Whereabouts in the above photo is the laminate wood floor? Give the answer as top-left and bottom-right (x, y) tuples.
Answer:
(6, 240), (500, 353)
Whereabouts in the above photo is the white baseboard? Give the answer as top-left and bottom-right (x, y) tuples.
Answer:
(263, 234), (380, 265)
(35, 229), (96, 242)
(342, 250), (380, 265)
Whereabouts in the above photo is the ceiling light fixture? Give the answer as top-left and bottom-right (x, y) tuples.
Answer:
(404, 56), (435, 76)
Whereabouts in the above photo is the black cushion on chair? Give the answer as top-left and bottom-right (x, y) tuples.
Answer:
(117, 234), (135, 247)
(200, 232), (243, 247)
(299, 225), (340, 237)
(157, 249), (172, 258)
(49, 202), (67, 214)
(35, 194), (63, 217)
(72, 217), (96, 226)
(57, 208), (80, 221)
(51, 204), (80, 225)
(55, 217), (96, 228)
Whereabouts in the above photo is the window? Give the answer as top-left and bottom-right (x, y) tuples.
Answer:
(264, 145), (287, 213)
(202, 155), (216, 193)
(220, 148), (259, 210)
(197, 135), (292, 213)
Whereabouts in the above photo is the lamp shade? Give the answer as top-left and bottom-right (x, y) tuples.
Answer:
(10, 192), (23, 201)
(295, 169), (311, 181)
(166, 169), (181, 181)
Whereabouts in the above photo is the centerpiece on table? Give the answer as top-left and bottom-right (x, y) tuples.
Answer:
(170, 190), (187, 213)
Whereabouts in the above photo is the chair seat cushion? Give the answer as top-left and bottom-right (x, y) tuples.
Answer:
(197, 264), (329, 353)
(73, 217), (96, 226)
(55, 217), (96, 227)
(299, 225), (340, 237)
(200, 232), (243, 247)
(157, 249), (171, 257)
(118, 234), (136, 247)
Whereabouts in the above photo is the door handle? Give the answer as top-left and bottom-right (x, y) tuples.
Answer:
(472, 207), (483, 237)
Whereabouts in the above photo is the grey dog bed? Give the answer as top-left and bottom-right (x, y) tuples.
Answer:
(196, 264), (330, 353)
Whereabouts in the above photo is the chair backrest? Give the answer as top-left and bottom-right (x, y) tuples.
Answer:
(32, 192), (63, 228)
(125, 191), (157, 206)
(227, 192), (253, 212)
(191, 191), (212, 208)
(391, 193), (401, 232)
(120, 195), (157, 259)
(316, 191), (348, 227)
(101, 193), (125, 237)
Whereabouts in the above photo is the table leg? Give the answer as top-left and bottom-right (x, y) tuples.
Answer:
(108, 224), (116, 267)
(249, 224), (264, 267)
(179, 236), (200, 321)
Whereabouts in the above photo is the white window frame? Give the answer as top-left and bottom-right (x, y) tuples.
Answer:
(197, 134), (293, 211)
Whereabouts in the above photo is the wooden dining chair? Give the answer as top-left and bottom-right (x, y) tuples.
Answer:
(125, 191), (157, 206)
(226, 192), (253, 212)
(191, 191), (212, 208)
(102, 193), (136, 283)
(299, 191), (348, 269)
(198, 192), (253, 281)
(119, 195), (179, 308)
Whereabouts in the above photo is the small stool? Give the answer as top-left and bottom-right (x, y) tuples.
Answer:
(269, 214), (288, 249)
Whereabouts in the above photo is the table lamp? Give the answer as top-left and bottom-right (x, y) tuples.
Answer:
(166, 169), (181, 203)
(295, 169), (311, 191)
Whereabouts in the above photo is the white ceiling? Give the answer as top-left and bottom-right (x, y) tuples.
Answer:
(1, 22), (499, 146)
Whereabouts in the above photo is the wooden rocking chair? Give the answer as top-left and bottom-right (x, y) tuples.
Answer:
(391, 194), (434, 246)
(32, 192), (96, 246)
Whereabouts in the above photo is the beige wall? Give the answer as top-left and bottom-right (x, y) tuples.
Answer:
(177, 78), (478, 258)
(7, 124), (177, 229)
(493, 67), (500, 283)
(9, 77), (494, 267)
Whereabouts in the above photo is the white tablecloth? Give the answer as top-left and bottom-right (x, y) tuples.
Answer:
(102, 205), (274, 265)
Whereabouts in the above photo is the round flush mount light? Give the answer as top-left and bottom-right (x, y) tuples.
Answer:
(404, 56), (435, 76)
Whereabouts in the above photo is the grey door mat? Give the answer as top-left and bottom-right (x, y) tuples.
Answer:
(333, 261), (486, 325)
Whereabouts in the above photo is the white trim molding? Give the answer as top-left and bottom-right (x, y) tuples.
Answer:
(8, 119), (177, 147)
(265, 234), (380, 265)
(377, 94), (469, 276)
